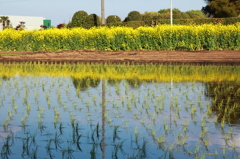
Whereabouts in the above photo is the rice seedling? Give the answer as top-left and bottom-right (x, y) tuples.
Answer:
(89, 144), (97, 159)
(1, 135), (13, 158)
(135, 138), (148, 158)
(51, 133), (63, 150)
(0, 63), (240, 158)
(157, 136), (166, 150)
(113, 126), (121, 143)
(29, 146), (38, 159)
(112, 139), (127, 158)
(3, 117), (9, 128)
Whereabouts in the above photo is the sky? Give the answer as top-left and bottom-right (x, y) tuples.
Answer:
(0, 0), (207, 26)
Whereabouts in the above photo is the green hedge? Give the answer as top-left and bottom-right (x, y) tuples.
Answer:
(106, 17), (240, 28)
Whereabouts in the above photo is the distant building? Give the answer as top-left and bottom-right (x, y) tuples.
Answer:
(0, 15), (51, 30)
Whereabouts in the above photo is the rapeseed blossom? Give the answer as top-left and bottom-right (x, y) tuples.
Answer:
(0, 24), (239, 51)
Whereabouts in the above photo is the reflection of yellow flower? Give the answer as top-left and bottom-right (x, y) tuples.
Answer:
(0, 64), (239, 83)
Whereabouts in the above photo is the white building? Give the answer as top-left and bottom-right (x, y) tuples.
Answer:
(0, 15), (50, 30)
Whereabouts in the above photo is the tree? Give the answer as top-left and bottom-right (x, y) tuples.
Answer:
(68, 10), (89, 28)
(158, 9), (170, 14)
(158, 8), (206, 19)
(186, 10), (206, 18)
(0, 16), (10, 30)
(106, 15), (121, 23)
(172, 8), (183, 19)
(158, 8), (187, 19)
(125, 11), (142, 22)
(181, 12), (191, 19)
(88, 14), (101, 28)
(141, 12), (162, 25)
(142, 12), (162, 20)
(202, 0), (240, 18)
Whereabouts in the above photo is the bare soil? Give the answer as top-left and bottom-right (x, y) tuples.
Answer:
(0, 49), (240, 65)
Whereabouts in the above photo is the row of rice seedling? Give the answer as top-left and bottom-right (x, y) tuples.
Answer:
(0, 74), (240, 158)
(0, 24), (239, 51)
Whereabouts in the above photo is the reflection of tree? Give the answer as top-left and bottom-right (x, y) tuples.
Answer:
(126, 78), (155, 89)
(71, 77), (100, 91)
(107, 78), (121, 86)
(1, 75), (10, 81)
(126, 78), (142, 88)
(205, 81), (240, 123)
(108, 77), (155, 89)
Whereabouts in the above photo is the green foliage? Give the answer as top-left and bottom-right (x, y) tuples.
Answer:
(125, 21), (146, 28)
(158, 8), (205, 19)
(106, 15), (121, 24)
(143, 12), (161, 17)
(172, 8), (183, 19)
(181, 13), (191, 19)
(0, 16), (10, 30)
(106, 21), (145, 28)
(142, 12), (162, 23)
(106, 22), (124, 27)
(125, 11), (142, 22)
(186, 10), (206, 18)
(157, 17), (240, 25)
(87, 14), (101, 28)
(202, 0), (240, 18)
(158, 9), (170, 14)
(158, 8), (184, 19)
(68, 10), (89, 28)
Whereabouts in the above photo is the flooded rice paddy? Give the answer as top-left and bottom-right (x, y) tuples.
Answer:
(0, 64), (240, 159)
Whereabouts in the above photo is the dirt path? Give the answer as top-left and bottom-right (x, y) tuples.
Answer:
(0, 49), (240, 65)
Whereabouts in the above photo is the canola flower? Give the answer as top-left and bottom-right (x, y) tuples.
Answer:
(0, 23), (240, 51)
(0, 24), (239, 51)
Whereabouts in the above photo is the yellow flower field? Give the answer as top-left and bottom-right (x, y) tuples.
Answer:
(0, 24), (239, 51)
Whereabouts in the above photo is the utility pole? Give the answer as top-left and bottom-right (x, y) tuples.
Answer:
(101, 0), (105, 24)
(170, 0), (173, 26)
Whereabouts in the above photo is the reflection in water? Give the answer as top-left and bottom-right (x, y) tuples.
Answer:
(1, 75), (10, 81)
(107, 77), (155, 89)
(206, 81), (240, 123)
(1, 75), (240, 158)
(107, 78), (121, 86)
(101, 80), (106, 159)
(72, 77), (100, 91)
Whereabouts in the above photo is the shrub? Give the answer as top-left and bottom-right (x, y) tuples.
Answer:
(40, 25), (47, 30)
(69, 10), (88, 28)
(106, 15), (121, 24)
(87, 14), (101, 28)
(125, 11), (142, 22)
(57, 23), (67, 29)
(15, 21), (26, 30)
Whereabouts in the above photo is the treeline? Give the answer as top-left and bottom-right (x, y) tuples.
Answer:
(58, 8), (240, 29)
(202, 0), (240, 18)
